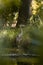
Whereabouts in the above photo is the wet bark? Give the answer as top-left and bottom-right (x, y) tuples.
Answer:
(16, 0), (32, 27)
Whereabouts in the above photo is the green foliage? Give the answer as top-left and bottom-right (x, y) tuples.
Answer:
(0, 0), (21, 26)
(0, 0), (43, 65)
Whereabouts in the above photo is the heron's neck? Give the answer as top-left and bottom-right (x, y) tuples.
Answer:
(20, 28), (23, 34)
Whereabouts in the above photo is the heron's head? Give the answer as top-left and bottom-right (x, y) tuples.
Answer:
(19, 24), (25, 28)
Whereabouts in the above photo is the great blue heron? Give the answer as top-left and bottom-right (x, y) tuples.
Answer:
(16, 24), (25, 50)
